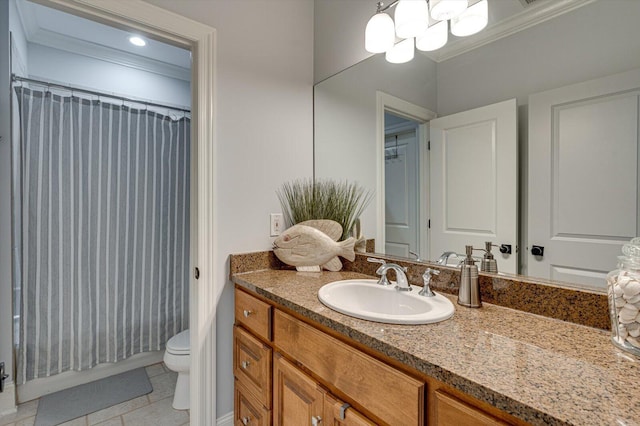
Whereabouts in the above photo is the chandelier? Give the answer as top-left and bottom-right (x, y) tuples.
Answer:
(365, 0), (489, 63)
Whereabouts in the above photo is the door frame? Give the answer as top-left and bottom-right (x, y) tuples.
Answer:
(376, 91), (436, 258)
(22, 1), (217, 423)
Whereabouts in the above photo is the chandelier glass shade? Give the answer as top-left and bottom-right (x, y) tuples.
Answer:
(416, 20), (448, 52)
(394, 0), (430, 38)
(365, 0), (489, 62)
(365, 12), (396, 53)
(451, 0), (488, 37)
(429, 0), (468, 21)
(385, 37), (415, 63)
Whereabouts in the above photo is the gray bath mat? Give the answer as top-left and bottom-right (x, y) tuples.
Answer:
(35, 367), (152, 426)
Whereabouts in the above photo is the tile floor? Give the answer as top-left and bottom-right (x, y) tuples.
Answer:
(0, 363), (189, 426)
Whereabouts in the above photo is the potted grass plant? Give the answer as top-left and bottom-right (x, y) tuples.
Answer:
(276, 178), (373, 241)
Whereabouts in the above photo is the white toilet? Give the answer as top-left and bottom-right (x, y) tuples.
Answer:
(163, 329), (190, 410)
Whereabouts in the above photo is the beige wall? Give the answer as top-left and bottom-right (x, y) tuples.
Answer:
(314, 0), (373, 83)
(143, 0), (315, 417)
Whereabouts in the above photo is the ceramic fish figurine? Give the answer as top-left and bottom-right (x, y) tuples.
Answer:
(273, 219), (356, 272)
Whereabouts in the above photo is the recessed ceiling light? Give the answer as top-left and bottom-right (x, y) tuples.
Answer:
(129, 36), (146, 47)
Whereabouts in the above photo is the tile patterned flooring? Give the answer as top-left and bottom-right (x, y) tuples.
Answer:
(0, 363), (189, 426)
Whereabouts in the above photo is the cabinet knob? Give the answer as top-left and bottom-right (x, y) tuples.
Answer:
(311, 415), (322, 426)
(241, 416), (251, 425)
(243, 309), (253, 318)
(241, 360), (250, 369)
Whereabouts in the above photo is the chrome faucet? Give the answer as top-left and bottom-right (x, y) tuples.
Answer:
(375, 263), (411, 292)
(436, 251), (482, 266)
(435, 251), (459, 265)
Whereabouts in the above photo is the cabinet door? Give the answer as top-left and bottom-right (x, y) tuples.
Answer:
(324, 393), (377, 426)
(273, 354), (324, 426)
(435, 391), (508, 426)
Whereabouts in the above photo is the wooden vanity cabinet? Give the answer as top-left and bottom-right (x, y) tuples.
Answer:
(233, 325), (272, 409)
(235, 378), (271, 426)
(323, 393), (377, 426)
(273, 353), (376, 426)
(433, 391), (509, 426)
(273, 353), (325, 425)
(234, 286), (526, 426)
(273, 309), (424, 425)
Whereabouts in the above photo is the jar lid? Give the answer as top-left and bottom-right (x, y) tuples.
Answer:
(622, 243), (640, 259)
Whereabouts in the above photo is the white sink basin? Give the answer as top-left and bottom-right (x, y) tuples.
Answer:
(317, 279), (454, 325)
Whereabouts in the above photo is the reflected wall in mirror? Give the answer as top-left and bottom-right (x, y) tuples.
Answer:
(314, 0), (640, 291)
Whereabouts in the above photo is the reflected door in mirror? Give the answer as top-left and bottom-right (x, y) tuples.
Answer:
(527, 68), (640, 290)
(385, 126), (420, 257)
(430, 99), (518, 273)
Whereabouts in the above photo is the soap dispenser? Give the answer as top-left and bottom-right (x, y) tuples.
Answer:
(480, 241), (498, 273)
(458, 245), (481, 308)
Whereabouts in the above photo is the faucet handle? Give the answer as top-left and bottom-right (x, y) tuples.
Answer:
(423, 268), (440, 278)
(419, 268), (439, 297)
(367, 257), (385, 265)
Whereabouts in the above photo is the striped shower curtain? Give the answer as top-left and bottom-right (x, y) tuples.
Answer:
(14, 87), (190, 383)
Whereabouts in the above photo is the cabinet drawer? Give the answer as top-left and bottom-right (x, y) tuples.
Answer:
(235, 289), (272, 341)
(234, 325), (272, 409)
(235, 378), (271, 426)
(434, 390), (509, 426)
(274, 310), (425, 425)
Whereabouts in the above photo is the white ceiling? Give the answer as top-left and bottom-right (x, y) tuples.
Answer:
(15, 0), (191, 81)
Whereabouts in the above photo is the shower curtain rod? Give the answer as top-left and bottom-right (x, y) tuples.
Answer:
(12, 74), (191, 114)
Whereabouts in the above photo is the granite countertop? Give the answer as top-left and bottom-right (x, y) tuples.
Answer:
(232, 269), (640, 426)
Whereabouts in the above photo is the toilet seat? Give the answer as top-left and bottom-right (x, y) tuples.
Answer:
(167, 329), (190, 355)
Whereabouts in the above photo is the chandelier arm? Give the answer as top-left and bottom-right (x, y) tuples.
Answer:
(377, 0), (401, 13)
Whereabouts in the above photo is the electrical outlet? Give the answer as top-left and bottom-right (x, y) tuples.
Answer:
(270, 213), (284, 237)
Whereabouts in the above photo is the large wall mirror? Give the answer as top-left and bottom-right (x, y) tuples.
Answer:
(314, 0), (640, 292)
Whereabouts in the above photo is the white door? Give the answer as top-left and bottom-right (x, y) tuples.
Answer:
(527, 68), (640, 289)
(385, 130), (419, 257)
(430, 99), (518, 273)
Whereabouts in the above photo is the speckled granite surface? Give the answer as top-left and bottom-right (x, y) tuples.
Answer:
(344, 253), (611, 330)
(232, 268), (640, 426)
(230, 251), (609, 329)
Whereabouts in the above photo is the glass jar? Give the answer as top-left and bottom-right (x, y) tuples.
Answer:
(607, 239), (640, 357)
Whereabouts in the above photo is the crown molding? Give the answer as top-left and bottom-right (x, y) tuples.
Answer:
(14, 0), (190, 81)
(28, 28), (191, 81)
(424, 0), (597, 63)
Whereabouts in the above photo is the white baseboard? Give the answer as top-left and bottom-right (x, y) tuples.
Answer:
(0, 381), (17, 416)
(17, 351), (164, 403)
(217, 411), (233, 426)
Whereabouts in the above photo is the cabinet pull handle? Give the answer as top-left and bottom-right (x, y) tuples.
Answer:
(241, 360), (250, 369)
(241, 416), (251, 425)
(339, 403), (351, 420)
(311, 415), (322, 426)
(243, 309), (253, 317)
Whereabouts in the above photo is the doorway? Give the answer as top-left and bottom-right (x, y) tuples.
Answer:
(376, 91), (436, 260)
(3, 1), (217, 424)
(384, 112), (422, 258)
